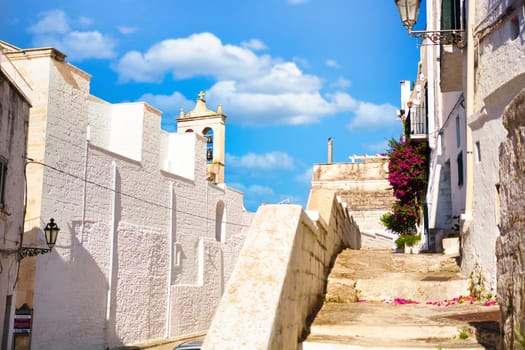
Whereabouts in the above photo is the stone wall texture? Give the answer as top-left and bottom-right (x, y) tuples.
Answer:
(204, 189), (360, 349)
(496, 89), (525, 350)
(311, 160), (393, 247)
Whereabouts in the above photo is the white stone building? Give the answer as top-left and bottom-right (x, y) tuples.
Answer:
(400, 0), (525, 291)
(0, 49), (32, 350)
(1, 41), (253, 350)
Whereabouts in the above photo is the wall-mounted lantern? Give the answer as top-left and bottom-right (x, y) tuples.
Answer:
(394, 0), (464, 47)
(18, 218), (60, 259)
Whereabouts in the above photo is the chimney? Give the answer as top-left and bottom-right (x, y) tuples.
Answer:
(328, 137), (333, 164)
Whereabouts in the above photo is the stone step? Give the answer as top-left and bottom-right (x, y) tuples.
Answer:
(301, 339), (487, 349)
(303, 302), (498, 349)
(355, 272), (469, 301)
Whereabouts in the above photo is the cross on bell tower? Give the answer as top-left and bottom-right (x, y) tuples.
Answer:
(176, 92), (227, 183)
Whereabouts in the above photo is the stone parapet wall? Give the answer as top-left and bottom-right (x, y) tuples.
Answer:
(204, 189), (360, 349)
(496, 89), (525, 350)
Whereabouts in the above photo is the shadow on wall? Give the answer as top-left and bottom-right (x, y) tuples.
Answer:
(22, 166), (167, 350)
(21, 222), (116, 350)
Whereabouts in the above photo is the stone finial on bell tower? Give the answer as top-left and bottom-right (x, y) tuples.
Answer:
(175, 92), (227, 183)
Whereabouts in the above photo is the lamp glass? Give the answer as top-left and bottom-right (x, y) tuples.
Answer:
(44, 218), (60, 249)
(395, 0), (422, 30)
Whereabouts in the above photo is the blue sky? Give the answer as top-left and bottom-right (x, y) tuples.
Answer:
(3, 0), (423, 211)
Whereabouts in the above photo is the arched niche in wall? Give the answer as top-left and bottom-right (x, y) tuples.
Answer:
(215, 200), (226, 242)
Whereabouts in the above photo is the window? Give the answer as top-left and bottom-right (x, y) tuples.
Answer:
(0, 158), (7, 209)
(215, 201), (225, 242)
(475, 141), (482, 162)
(457, 151), (464, 186)
(510, 15), (520, 40)
(441, 0), (461, 30)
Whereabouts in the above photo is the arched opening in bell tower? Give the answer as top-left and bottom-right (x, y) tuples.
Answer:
(203, 127), (214, 163)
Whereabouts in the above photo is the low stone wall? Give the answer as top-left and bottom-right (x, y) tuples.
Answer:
(496, 89), (525, 349)
(203, 189), (360, 349)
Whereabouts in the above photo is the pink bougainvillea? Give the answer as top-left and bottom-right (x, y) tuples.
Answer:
(381, 138), (429, 242)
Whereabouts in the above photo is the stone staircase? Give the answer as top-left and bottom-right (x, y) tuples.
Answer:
(301, 249), (500, 349)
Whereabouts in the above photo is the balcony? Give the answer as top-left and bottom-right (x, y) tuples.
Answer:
(405, 103), (428, 142)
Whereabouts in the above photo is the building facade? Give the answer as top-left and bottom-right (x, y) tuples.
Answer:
(401, 0), (524, 292)
(0, 49), (32, 350)
(1, 41), (253, 350)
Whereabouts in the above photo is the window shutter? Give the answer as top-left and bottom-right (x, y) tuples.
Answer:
(441, 0), (461, 30)
(0, 159), (6, 209)
(457, 151), (464, 186)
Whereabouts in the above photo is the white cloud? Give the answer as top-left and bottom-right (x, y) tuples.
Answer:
(227, 152), (295, 170)
(247, 185), (275, 196)
(28, 9), (115, 61)
(241, 39), (267, 51)
(326, 59), (340, 68)
(226, 182), (274, 196)
(295, 168), (313, 184)
(115, 32), (270, 83)
(139, 91), (194, 116)
(292, 56), (310, 69)
(330, 76), (351, 89)
(77, 16), (93, 27)
(62, 31), (115, 60)
(29, 9), (70, 34)
(115, 32), (397, 127)
(238, 62), (321, 93)
(118, 25), (138, 35)
(347, 102), (398, 130)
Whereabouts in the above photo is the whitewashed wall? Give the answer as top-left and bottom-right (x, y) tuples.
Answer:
(7, 46), (253, 350)
(462, 0), (525, 291)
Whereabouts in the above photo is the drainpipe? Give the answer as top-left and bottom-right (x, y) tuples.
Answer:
(327, 138), (333, 164)
(462, 0), (475, 232)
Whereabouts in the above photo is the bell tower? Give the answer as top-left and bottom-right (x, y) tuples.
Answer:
(176, 92), (226, 183)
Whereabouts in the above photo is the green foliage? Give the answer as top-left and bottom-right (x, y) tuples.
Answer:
(394, 233), (421, 249)
(459, 330), (469, 340)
